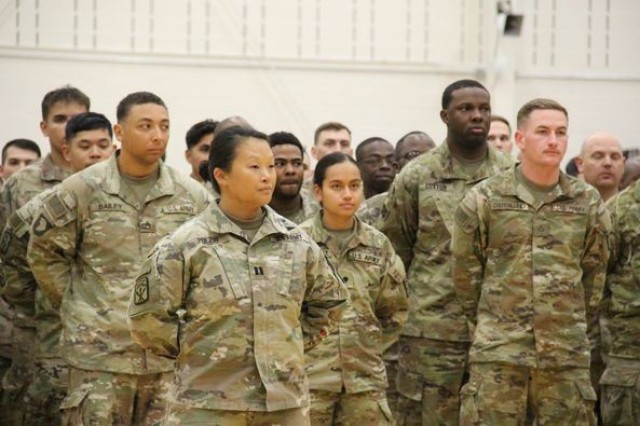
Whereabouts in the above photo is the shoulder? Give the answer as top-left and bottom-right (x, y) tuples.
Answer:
(3, 161), (44, 191)
(163, 165), (211, 201)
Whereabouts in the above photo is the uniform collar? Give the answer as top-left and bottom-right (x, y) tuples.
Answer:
(40, 153), (72, 182)
(307, 210), (375, 251)
(420, 142), (511, 182)
(205, 201), (291, 243)
(498, 164), (581, 204)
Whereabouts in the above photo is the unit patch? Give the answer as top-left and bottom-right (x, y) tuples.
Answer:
(134, 276), (150, 305)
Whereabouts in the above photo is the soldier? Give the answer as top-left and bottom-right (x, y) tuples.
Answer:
(128, 126), (347, 425)
(380, 79), (512, 425)
(27, 92), (212, 425)
(0, 85), (89, 421)
(1, 112), (115, 424)
(184, 118), (218, 182)
(304, 122), (353, 191)
(0, 139), (41, 181)
(299, 152), (408, 424)
(357, 131), (435, 228)
(356, 137), (395, 200)
(575, 132), (625, 202)
(600, 159), (640, 424)
(452, 98), (610, 424)
(268, 131), (319, 224)
(487, 114), (513, 154)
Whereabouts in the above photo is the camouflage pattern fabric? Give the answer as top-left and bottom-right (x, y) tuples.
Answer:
(27, 155), (211, 375)
(61, 367), (171, 426)
(282, 188), (321, 225)
(128, 203), (347, 412)
(165, 404), (310, 425)
(600, 179), (640, 425)
(452, 166), (611, 369)
(380, 143), (512, 424)
(460, 363), (596, 425)
(299, 212), (407, 395)
(309, 389), (393, 426)
(357, 191), (387, 229)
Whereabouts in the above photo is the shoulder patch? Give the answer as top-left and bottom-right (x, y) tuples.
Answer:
(134, 275), (150, 305)
(32, 214), (54, 236)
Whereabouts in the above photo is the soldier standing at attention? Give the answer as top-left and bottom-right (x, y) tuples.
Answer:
(128, 126), (347, 425)
(27, 92), (212, 425)
(380, 79), (512, 425)
(452, 98), (610, 424)
(1, 112), (116, 424)
(299, 152), (408, 424)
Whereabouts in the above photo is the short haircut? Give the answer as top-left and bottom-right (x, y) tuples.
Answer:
(65, 112), (113, 143)
(41, 85), (90, 120)
(565, 157), (579, 177)
(516, 98), (568, 128)
(491, 115), (511, 133)
(313, 151), (358, 188)
(2, 139), (41, 165)
(354, 137), (391, 162)
(441, 79), (488, 109)
(116, 91), (166, 122)
(395, 131), (435, 158)
(186, 119), (218, 150)
(268, 131), (305, 157)
(203, 126), (268, 193)
(313, 121), (351, 146)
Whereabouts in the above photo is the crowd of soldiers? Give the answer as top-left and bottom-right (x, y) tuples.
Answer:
(0, 78), (637, 425)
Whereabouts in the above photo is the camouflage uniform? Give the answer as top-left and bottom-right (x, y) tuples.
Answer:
(1, 187), (69, 424)
(299, 212), (408, 425)
(380, 143), (512, 424)
(600, 180), (640, 425)
(128, 203), (347, 423)
(452, 166), (610, 424)
(357, 191), (387, 228)
(27, 155), (211, 425)
(0, 153), (71, 423)
(280, 188), (321, 225)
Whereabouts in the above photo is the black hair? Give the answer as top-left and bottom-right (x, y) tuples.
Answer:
(201, 126), (268, 193)
(354, 137), (391, 162)
(116, 91), (166, 122)
(268, 131), (305, 157)
(41, 85), (90, 120)
(186, 119), (218, 149)
(2, 139), (41, 165)
(441, 79), (488, 109)
(65, 112), (113, 143)
(313, 151), (358, 187)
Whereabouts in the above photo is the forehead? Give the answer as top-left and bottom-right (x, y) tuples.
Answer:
(318, 128), (350, 142)
(195, 133), (214, 147)
(524, 109), (567, 128)
(325, 161), (361, 180)
(584, 138), (623, 155)
(234, 137), (272, 159)
(361, 140), (393, 156)
(46, 101), (88, 118)
(4, 146), (39, 159)
(449, 87), (490, 105)
(70, 128), (112, 143)
(125, 103), (169, 121)
(489, 121), (510, 134)
(271, 143), (303, 158)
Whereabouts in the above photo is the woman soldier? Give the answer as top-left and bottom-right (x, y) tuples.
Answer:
(299, 152), (409, 425)
(128, 126), (348, 425)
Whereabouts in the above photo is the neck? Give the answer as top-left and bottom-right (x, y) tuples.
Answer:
(118, 151), (159, 178)
(219, 198), (262, 221)
(519, 162), (560, 187)
(322, 211), (355, 231)
(190, 171), (203, 182)
(269, 194), (302, 214)
(49, 149), (72, 171)
(446, 137), (487, 161)
(364, 187), (377, 199)
(599, 187), (618, 202)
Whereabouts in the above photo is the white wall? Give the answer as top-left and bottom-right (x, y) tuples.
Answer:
(1, 0), (639, 174)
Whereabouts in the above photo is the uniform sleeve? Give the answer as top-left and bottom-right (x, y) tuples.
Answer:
(301, 244), (349, 351)
(451, 190), (486, 328)
(0, 178), (17, 233)
(128, 236), (185, 359)
(582, 199), (612, 357)
(380, 170), (418, 269)
(375, 245), (408, 351)
(1, 210), (37, 321)
(26, 188), (78, 309)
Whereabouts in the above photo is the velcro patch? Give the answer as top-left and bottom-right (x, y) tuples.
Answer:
(44, 193), (72, 219)
(491, 201), (529, 211)
(348, 251), (383, 265)
(550, 204), (587, 214)
(454, 207), (477, 234)
(161, 205), (194, 215)
(134, 276), (149, 305)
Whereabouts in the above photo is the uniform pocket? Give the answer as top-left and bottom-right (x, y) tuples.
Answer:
(459, 382), (480, 425)
(573, 380), (597, 426)
(60, 387), (89, 426)
(396, 368), (423, 401)
(377, 399), (394, 424)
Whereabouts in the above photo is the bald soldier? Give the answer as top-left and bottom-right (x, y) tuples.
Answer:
(576, 132), (625, 202)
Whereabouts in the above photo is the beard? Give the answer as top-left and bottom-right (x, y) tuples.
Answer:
(273, 182), (302, 200)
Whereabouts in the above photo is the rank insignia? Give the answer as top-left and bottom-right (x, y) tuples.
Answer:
(134, 276), (149, 305)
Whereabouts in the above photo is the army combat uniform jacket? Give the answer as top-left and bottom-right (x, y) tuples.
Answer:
(380, 142), (513, 341)
(27, 155), (211, 375)
(129, 203), (348, 412)
(299, 212), (408, 393)
(452, 167), (611, 369)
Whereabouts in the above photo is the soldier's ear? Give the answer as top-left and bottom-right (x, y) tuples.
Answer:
(113, 123), (124, 143)
(213, 167), (226, 189)
(439, 109), (448, 125)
